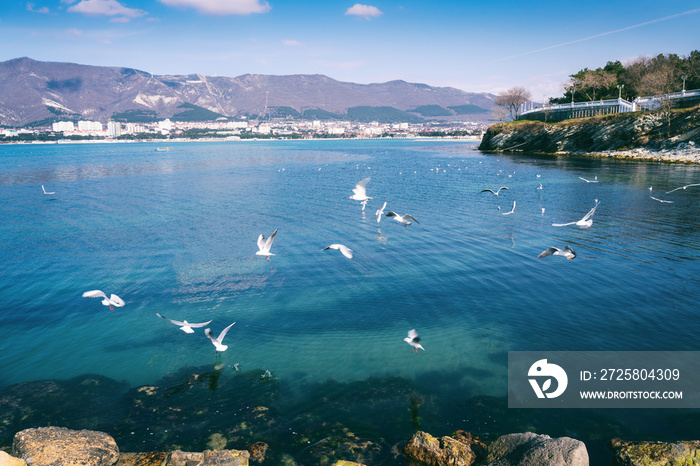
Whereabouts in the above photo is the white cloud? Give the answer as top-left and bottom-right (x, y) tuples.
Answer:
(157, 0), (271, 15)
(282, 39), (302, 47)
(67, 0), (147, 18)
(345, 4), (382, 20)
(27, 2), (51, 13)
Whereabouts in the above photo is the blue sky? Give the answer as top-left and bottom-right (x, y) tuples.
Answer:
(1, 0), (698, 98)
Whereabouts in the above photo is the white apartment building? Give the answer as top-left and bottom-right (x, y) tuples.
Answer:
(107, 121), (121, 137)
(78, 120), (103, 132)
(52, 121), (75, 132)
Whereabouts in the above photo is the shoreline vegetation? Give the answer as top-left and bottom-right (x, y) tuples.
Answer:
(478, 105), (700, 164)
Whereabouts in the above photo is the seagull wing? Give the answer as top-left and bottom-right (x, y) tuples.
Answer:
(385, 211), (398, 218)
(338, 245), (353, 259)
(537, 247), (559, 258)
(83, 290), (108, 299)
(497, 187), (509, 194)
(563, 245), (576, 258)
(204, 328), (217, 343)
(257, 234), (266, 252)
(353, 177), (370, 197)
(264, 229), (278, 251)
(480, 189), (496, 194)
(580, 203), (599, 222)
(157, 313), (185, 326)
(217, 322), (236, 342)
(407, 329), (419, 341)
(109, 294), (125, 307)
(404, 215), (419, 224)
(650, 196), (673, 203)
(185, 319), (213, 328)
(551, 222), (576, 227)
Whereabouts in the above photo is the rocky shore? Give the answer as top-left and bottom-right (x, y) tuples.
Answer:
(478, 106), (700, 163)
(2, 426), (700, 466)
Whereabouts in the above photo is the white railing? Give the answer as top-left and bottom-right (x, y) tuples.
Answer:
(520, 88), (699, 117)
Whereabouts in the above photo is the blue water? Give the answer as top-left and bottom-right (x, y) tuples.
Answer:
(1, 140), (699, 461)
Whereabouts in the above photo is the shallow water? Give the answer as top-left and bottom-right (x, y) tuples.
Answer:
(1, 139), (698, 462)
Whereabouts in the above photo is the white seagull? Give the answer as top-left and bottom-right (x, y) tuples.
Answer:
(156, 313), (213, 333)
(537, 245), (576, 260)
(349, 177), (371, 209)
(386, 211), (419, 226)
(256, 229), (278, 261)
(650, 196), (674, 203)
(552, 200), (600, 229)
(205, 322), (236, 352)
(375, 201), (387, 223)
(403, 329), (425, 353)
(42, 185), (55, 195)
(665, 183), (700, 194)
(501, 200), (516, 215)
(323, 244), (353, 259)
(579, 176), (598, 183)
(480, 187), (508, 196)
(82, 290), (125, 310)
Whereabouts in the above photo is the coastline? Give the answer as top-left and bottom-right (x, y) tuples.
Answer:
(536, 144), (700, 164)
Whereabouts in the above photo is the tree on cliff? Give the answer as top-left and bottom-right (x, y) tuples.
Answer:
(494, 87), (532, 121)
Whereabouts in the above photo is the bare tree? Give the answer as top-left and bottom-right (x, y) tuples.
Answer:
(494, 86), (532, 121)
(637, 63), (676, 135)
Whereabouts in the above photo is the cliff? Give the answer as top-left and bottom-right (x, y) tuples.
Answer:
(478, 106), (700, 163)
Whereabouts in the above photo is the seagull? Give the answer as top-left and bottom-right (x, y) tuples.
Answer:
(650, 196), (674, 204)
(665, 183), (700, 194)
(403, 329), (424, 353)
(502, 200), (516, 215)
(386, 211), (419, 226)
(323, 244), (353, 259)
(156, 313), (213, 333)
(82, 290), (125, 310)
(256, 229), (277, 261)
(349, 177), (371, 208)
(552, 200), (600, 229)
(537, 183), (543, 190)
(480, 187), (508, 196)
(579, 176), (598, 183)
(537, 245), (576, 260)
(375, 201), (387, 223)
(42, 185), (55, 195)
(205, 322), (236, 352)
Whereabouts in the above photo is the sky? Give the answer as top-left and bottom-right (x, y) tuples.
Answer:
(1, 0), (698, 98)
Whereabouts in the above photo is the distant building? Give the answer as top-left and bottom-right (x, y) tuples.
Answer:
(107, 121), (121, 137)
(53, 121), (75, 132)
(78, 120), (102, 132)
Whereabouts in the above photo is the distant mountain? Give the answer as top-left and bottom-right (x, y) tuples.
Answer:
(0, 57), (496, 127)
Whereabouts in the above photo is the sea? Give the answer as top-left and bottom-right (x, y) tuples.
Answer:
(1, 139), (698, 464)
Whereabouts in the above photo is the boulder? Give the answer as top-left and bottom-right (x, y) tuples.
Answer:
(486, 432), (588, 466)
(403, 430), (482, 466)
(115, 452), (168, 466)
(609, 438), (700, 465)
(12, 427), (120, 466)
(166, 449), (249, 466)
(0, 451), (28, 466)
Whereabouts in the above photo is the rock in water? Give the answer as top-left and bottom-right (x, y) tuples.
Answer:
(403, 430), (481, 466)
(12, 427), (119, 466)
(0, 451), (27, 466)
(486, 432), (588, 466)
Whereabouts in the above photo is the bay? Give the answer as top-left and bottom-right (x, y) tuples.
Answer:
(1, 139), (698, 463)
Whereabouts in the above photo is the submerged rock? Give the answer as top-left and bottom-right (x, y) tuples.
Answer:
(486, 432), (588, 466)
(609, 438), (700, 466)
(166, 449), (249, 466)
(12, 426), (120, 466)
(403, 430), (485, 466)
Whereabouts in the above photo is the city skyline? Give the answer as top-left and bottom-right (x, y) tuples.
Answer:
(1, 0), (698, 99)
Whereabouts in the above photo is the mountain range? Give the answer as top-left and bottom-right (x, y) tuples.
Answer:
(0, 57), (496, 127)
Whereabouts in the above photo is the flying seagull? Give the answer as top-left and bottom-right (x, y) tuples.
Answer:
(156, 313), (213, 333)
(480, 187), (508, 196)
(537, 245), (576, 260)
(42, 185), (55, 195)
(323, 244), (353, 259)
(386, 211), (419, 226)
(349, 177), (371, 209)
(205, 322), (236, 352)
(82, 290), (125, 310)
(256, 229), (278, 261)
(403, 329), (425, 353)
(665, 183), (700, 194)
(650, 196), (674, 204)
(552, 200), (600, 229)
(579, 176), (598, 183)
(501, 200), (516, 215)
(375, 201), (387, 223)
